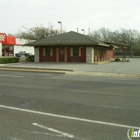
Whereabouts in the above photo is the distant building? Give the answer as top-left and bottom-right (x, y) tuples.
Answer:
(0, 33), (34, 57)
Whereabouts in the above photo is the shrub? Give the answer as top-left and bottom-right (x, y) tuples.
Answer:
(115, 58), (121, 61)
(126, 59), (130, 62)
(0, 57), (19, 64)
(26, 55), (34, 62)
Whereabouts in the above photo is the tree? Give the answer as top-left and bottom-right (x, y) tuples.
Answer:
(15, 24), (61, 40)
(7, 33), (15, 36)
(91, 28), (140, 55)
(90, 28), (114, 42)
(113, 29), (140, 55)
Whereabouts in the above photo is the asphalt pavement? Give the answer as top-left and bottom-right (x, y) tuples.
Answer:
(0, 71), (140, 140)
(0, 58), (140, 78)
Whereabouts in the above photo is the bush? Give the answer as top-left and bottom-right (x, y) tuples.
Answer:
(26, 55), (34, 62)
(0, 57), (19, 64)
(115, 58), (121, 61)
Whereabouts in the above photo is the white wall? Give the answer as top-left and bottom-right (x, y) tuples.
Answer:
(86, 47), (94, 63)
(0, 43), (2, 57)
(34, 48), (39, 62)
(14, 38), (34, 56)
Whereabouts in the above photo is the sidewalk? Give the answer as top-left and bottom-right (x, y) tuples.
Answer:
(0, 58), (140, 78)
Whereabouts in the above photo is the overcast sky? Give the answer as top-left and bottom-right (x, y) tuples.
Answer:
(0, 0), (140, 35)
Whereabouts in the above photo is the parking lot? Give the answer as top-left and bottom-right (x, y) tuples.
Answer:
(1, 58), (140, 75)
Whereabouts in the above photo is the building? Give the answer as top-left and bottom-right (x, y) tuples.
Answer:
(24, 31), (116, 63)
(0, 33), (34, 57)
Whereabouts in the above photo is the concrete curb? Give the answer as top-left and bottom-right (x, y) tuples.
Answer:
(0, 68), (66, 74)
(94, 61), (111, 65)
(66, 71), (140, 79)
(0, 66), (75, 72)
(0, 66), (140, 79)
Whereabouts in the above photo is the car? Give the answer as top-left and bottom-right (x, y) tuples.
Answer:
(15, 51), (30, 57)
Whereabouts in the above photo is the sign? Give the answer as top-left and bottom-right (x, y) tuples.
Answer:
(0, 33), (7, 43)
(127, 128), (140, 140)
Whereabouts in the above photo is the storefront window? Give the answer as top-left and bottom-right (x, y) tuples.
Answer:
(73, 47), (79, 56)
(2, 45), (14, 56)
(46, 48), (51, 56)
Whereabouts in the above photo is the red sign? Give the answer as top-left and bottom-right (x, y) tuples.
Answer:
(0, 33), (7, 43)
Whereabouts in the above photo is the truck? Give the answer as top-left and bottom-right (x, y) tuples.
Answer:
(15, 51), (30, 57)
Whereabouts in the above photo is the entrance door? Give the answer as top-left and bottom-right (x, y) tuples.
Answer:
(59, 48), (65, 62)
(81, 48), (86, 62)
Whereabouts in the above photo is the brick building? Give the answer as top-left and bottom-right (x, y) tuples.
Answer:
(24, 31), (116, 63)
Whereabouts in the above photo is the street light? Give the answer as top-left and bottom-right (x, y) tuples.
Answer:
(58, 21), (62, 33)
(82, 29), (85, 34)
(77, 27), (79, 33)
(88, 28), (90, 35)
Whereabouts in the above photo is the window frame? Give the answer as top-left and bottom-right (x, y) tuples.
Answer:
(73, 47), (79, 56)
(46, 48), (51, 56)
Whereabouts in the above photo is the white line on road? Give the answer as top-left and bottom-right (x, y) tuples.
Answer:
(32, 123), (75, 138)
(30, 131), (84, 140)
(10, 138), (22, 140)
(0, 75), (24, 78)
(0, 104), (140, 129)
(30, 131), (65, 138)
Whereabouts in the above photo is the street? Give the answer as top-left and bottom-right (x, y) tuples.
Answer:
(0, 71), (140, 140)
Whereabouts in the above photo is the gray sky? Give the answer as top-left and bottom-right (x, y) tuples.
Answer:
(0, 0), (140, 34)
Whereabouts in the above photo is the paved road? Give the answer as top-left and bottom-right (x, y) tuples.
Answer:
(1, 58), (140, 74)
(0, 71), (140, 140)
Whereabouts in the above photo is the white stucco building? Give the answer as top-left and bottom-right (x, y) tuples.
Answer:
(14, 38), (34, 56)
(0, 33), (34, 57)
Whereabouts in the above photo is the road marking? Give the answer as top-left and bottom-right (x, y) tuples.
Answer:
(30, 131), (65, 138)
(0, 104), (140, 129)
(0, 75), (24, 78)
(91, 104), (140, 111)
(32, 123), (75, 138)
(10, 138), (22, 140)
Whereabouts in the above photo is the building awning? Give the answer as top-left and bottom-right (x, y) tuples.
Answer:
(2, 36), (16, 45)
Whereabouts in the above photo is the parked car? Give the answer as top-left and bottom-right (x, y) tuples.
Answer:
(15, 51), (31, 57)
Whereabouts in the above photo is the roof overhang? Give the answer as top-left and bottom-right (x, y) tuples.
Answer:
(23, 31), (114, 48)
(98, 43), (110, 47)
(104, 41), (127, 49)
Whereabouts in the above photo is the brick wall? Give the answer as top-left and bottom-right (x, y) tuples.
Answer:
(106, 50), (115, 60)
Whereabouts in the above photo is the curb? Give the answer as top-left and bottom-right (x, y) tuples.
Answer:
(0, 66), (140, 79)
(66, 71), (140, 78)
(0, 68), (66, 74)
(0, 66), (75, 72)
(75, 72), (140, 78)
(93, 61), (111, 65)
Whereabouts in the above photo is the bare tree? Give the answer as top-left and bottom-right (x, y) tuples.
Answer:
(113, 29), (140, 55)
(91, 28), (140, 55)
(7, 33), (15, 36)
(15, 24), (60, 40)
(90, 28), (115, 42)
